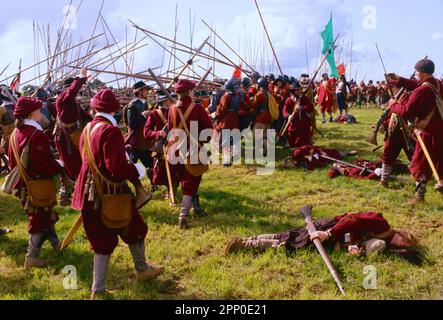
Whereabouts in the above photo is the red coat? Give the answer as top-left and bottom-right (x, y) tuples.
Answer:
(390, 77), (443, 180)
(167, 97), (213, 196)
(317, 81), (333, 113)
(8, 125), (62, 233)
(144, 108), (168, 141)
(55, 77), (92, 180)
(330, 212), (391, 243)
(8, 125), (61, 184)
(143, 108), (171, 187)
(72, 116), (147, 255)
(283, 96), (314, 147)
(216, 93), (240, 130)
(56, 77), (89, 124)
(252, 90), (272, 125)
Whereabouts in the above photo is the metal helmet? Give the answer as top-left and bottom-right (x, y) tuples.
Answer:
(283, 75), (290, 83)
(251, 72), (261, 83)
(241, 77), (251, 88)
(257, 77), (269, 90)
(268, 73), (275, 81)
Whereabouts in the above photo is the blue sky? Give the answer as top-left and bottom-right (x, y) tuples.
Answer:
(0, 0), (442, 87)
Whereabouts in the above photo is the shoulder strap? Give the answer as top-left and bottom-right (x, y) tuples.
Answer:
(422, 81), (442, 99)
(10, 129), (39, 183)
(82, 122), (125, 197)
(172, 103), (195, 131)
(156, 108), (168, 125)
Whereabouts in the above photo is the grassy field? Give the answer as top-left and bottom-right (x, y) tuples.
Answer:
(1, 107), (443, 300)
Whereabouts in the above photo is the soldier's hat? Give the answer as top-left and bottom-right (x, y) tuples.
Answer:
(289, 80), (302, 92)
(133, 81), (152, 94)
(63, 77), (75, 87)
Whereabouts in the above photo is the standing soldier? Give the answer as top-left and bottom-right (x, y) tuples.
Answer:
(317, 73), (333, 124)
(379, 85), (413, 187)
(8, 97), (64, 269)
(283, 81), (315, 148)
(144, 94), (177, 204)
(387, 59), (443, 204)
(336, 75), (351, 115)
(366, 80), (377, 108)
(72, 88), (164, 300)
(124, 81), (155, 188)
(251, 78), (272, 156)
(167, 79), (214, 228)
(239, 77), (253, 132)
(358, 81), (368, 107)
(215, 79), (241, 167)
(55, 68), (92, 206)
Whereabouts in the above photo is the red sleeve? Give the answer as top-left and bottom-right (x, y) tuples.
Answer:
(59, 77), (87, 107)
(302, 96), (314, 112)
(330, 212), (391, 242)
(102, 127), (139, 183)
(252, 92), (266, 111)
(283, 97), (294, 118)
(29, 132), (62, 177)
(216, 93), (231, 120)
(390, 85), (434, 121)
(197, 104), (214, 132)
(397, 77), (419, 92)
(143, 112), (160, 141)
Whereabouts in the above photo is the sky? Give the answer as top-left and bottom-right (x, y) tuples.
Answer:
(1, 0), (443, 88)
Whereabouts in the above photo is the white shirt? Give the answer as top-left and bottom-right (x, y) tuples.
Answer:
(95, 112), (118, 127)
(23, 119), (43, 131)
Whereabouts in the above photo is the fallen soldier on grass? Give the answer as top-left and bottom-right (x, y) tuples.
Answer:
(225, 210), (423, 265)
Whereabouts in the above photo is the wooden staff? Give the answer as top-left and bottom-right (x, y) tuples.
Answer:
(201, 19), (255, 72)
(167, 37), (210, 89)
(0, 34), (104, 83)
(415, 130), (441, 182)
(300, 205), (346, 295)
(253, 0), (283, 75)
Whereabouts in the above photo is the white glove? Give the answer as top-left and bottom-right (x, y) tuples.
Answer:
(56, 160), (65, 168)
(134, 163), (146, 180)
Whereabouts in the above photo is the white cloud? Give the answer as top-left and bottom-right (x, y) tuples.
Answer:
(431, 32), (443, 41)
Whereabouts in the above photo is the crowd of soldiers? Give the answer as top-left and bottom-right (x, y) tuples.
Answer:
(1, 57), (442, 298)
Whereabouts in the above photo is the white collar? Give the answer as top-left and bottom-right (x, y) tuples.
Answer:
(23, 119), (43, 131)
(136, 98), (146, 104)
(95, 112), (117, 127)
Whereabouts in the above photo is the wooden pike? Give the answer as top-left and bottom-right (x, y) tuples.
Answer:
(201, 19), (255, 72)
(253, 0), (283, 75)
(300, 205), (346, 295)
(0, 34), (104, 83)
(167, 37), (210, 89)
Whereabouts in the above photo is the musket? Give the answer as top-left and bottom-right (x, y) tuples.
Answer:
(280, 34), (340, 137)
(300, 205), (346, 295)
(367, 55), (427, 146)
(320, 154), (375, 175)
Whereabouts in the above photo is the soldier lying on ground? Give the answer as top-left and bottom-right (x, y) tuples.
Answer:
(225, 211), (424, 265)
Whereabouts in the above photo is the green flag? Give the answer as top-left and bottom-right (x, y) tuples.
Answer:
(321, 15), (339, 78)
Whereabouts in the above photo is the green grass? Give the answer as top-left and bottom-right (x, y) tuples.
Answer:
(1, 106), (443, 300)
